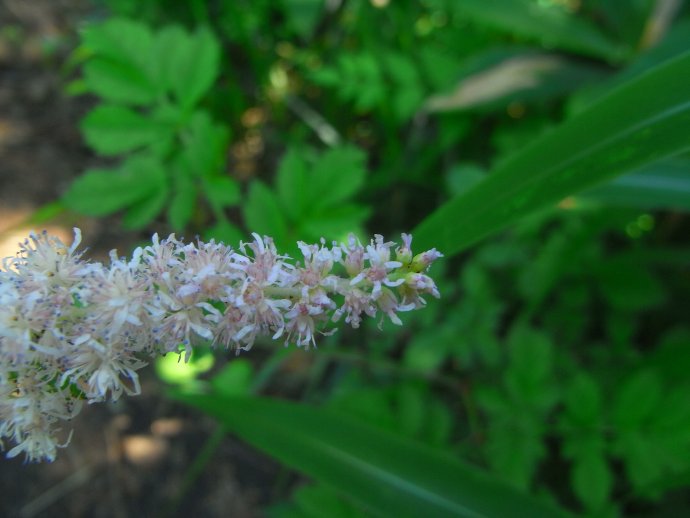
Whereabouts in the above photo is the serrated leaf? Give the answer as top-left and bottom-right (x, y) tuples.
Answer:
(276, 147), (311, 220)
(382, 52), (424, 120)
(649, 328), (690, 385)
(484, 420), (546, 490)
(81, 18), (153, 67)
(81, 105), (173, 155)
(203, 176), (240, 208)
(595, 257), (666, 311)
(505, 326), (554, 404)
(610, 377), (690, 495)
(63, 156), (165, 216)
(242, 181), (289, 246)
(571, 451), (612, 512)
(203, 221), (244, 248)
(564, 373), (602, 427)
(612, 370), (662, 428)
(309, 146), (367, 210)
(562, 434), (606, 463)
(300, 204), (370, 241)
(310, 67), (340, 87)
(403, 338), (447, 373)
(83, 59), (156, 104)
(165, 26), (220, 109)
(168, 173), (197, 230)
(122, 177), (168, 229)
(151, 25), (188, 94)
(180, 111), (230, 178)
(283, 0), (324, 39)
(613, 430), (664, 490)
(80, 18), (157, 104)
(475, 387), (510, 416)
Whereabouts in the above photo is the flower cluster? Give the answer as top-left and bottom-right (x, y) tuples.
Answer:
(0, 229), (441, 462)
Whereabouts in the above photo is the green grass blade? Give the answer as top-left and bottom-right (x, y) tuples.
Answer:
(173, 393), (571, 518)
(414, 51), (690, 256)
(452, 0), (626, 62)
(579, 160), (690, 211)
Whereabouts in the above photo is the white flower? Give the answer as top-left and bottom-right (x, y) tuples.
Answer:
(0, 228), (441, 462)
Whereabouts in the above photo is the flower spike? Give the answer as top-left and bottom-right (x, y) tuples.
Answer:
(0, 229), (441, 462)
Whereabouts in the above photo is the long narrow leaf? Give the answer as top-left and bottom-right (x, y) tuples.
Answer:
(174, 393), (571, 518)
(579, 160), (690, 211)
(414, 51), (690, 256)
(452, 0), (625, 62)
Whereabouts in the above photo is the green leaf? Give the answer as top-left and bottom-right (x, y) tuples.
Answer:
(396, 385), (426, 439)
(210, 360), (253, 397)
(122, 176), (168, 229)
(563, 374), (601, 427)
(276, 147), (311, 221)
(269, 483), (366, 518)
(173, 394), (570, 518)
(300, 204), (370, 241)
(82, 59), (157, 105)
(203, 176), (240, 208)
(155, 26), (220, 109)
(309, 146), (367, 210)
(179, 111), (230, 178)
(446, 163), (486, 196)
(292, 484), (365, 518)
(243, 181), (289, 245)
(151, 25), (188, 93)
(612, 370), (662, 428)
(63, 156), (166, 216)
(315, 53), (385, 112)
(424, 50), (607, 113)
(426, 401), (453, 448)
(282, 0), (324, 39)
(648, 328), (690, 384)
(571, 451), (612, 512)
(275, 146), (369, 230)
(505, 326), (556, 410)
(155, 348), (214, 386)
(613, 430), (664, 491)
(174, 27), (221, 109)
(203, 221), (244, 247)
(80, 18), (157, 104)
(580, 160), (690, 211)
(413, 51), (690, 256)
(168, 173), (197, 230)
(569, 19), (690, 113)
(26, 202), (66, 225)
(81, 18), (153, 68)
(81, 105), (173, 155)
(611, 382), (690, 495)
(483, 420), (546, 491)
(381, 52), (424, 120)
(595, 258), (666, 312)
(328, 389), (398, 435)
(452, 0), (625, 62)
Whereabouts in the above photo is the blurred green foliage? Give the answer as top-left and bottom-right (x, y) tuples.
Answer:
(60, 0), (690, 515)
